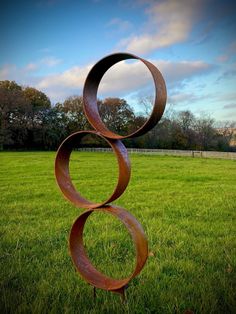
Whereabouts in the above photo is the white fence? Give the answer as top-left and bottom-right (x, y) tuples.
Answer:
(77, 147), (236, 160)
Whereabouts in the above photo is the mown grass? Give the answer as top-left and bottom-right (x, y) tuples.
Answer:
(0, 151), (236, 314)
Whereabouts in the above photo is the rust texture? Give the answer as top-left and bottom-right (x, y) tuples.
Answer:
(55, 130), (130, 209)
(55, 52), (167, 297)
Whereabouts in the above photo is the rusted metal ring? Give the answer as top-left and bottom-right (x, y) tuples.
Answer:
(55, 52), (167, 296)
(83, 52), (167, 139)
(69, 205), (148, 291)
(55, 130), (130, 209)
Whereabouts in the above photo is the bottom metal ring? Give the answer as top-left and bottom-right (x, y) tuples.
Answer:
(69, 205), (148, 292)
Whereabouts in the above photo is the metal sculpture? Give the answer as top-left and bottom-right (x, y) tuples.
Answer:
(55, 52), (167, 299)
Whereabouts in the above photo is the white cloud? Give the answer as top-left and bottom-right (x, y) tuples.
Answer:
(224, 103), (236, 110)
(38, 47), (51, 53)
(40, 56), (62, 67)
(0, 64), (29, 82)
(0, 57), (213, 103)
(118, 0), (202, 54)
(217, 55), (230, 63)
(168, 93), (200, 104)
(156, 60), (213, 85)
(0, 56), (63, 84)
(36, 64), (92, 90)
(99, 59), (212, 95)
(25, 63), (39, 71)
(35, 58), (213, 102)
(107, 18), (133, 32)
(0, 65), (14, 80)
(217, 41), (236, 63)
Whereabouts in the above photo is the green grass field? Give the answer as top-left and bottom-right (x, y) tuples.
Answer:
(1, 151), (236, 314)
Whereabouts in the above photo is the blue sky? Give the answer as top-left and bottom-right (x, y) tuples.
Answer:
(1, 0), (236, 121)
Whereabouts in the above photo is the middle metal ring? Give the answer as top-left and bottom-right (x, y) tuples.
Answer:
(55, 130), (131, 209)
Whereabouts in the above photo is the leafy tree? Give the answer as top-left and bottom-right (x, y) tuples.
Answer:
(41, 108), (67, 150)
(1, 84), (235, 152)
(23, 87), (51, 110)
(22, 87), (51, 147)
(0, 81), (30, 150)
(0, 81), (52, 149)
(61, 96), (89, 132)
(98, 97), (135, 135)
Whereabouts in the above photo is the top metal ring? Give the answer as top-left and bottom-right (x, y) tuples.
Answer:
(83, 52), (167, 139)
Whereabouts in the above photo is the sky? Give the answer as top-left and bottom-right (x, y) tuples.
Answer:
(1, 0), (236, 122)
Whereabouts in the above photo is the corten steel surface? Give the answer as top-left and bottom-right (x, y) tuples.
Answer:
(55, 52), (167, 298)
(55, 130), (130, 209)
(83, 52), (167, 139)
(70, 205), (148, 292)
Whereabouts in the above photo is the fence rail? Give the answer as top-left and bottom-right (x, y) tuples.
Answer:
(77, 147), (236, 160)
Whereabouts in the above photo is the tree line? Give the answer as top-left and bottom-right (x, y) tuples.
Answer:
(0, 80), (235, 151)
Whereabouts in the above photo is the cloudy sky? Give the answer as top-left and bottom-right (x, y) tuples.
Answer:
(1, 0), (236, 121)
